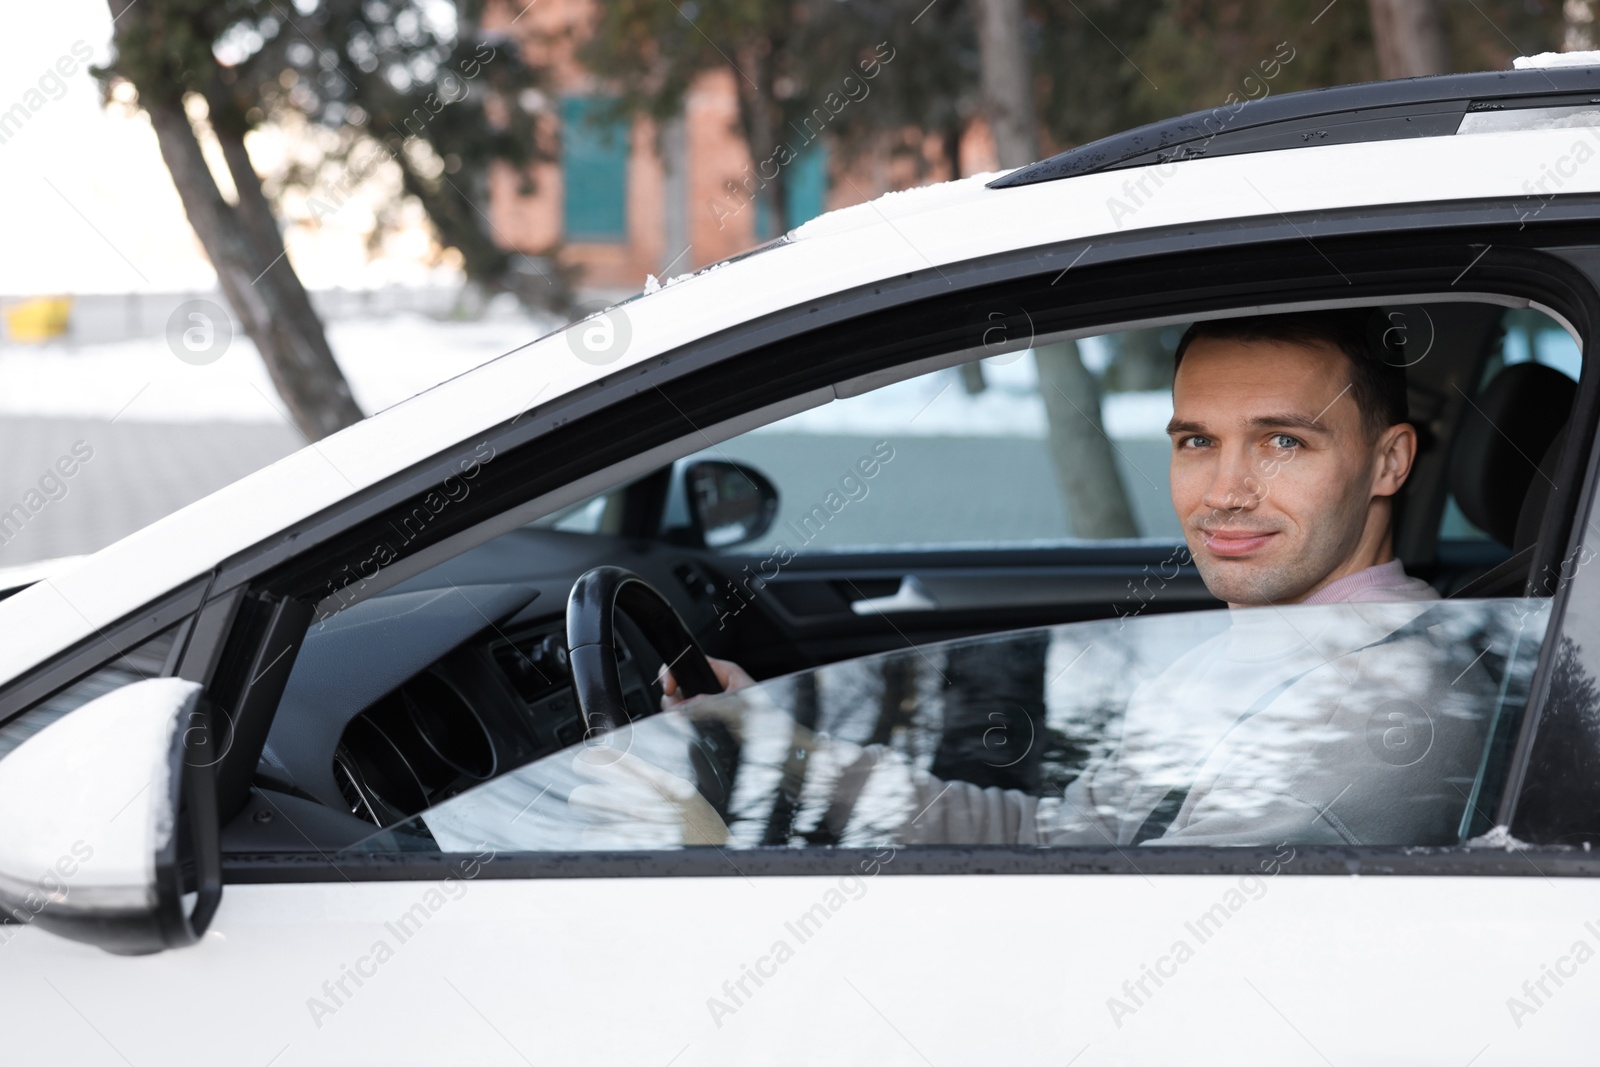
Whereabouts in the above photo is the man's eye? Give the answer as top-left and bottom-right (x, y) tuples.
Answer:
(1269, 433), (1303, 450)
(1178, 435), (1211, 449)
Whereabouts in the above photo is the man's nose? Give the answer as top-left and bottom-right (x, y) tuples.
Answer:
(1200, 446), (1262, 513)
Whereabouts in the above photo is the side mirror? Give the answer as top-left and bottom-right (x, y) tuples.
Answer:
(679, 460), (779, 549)
(0, 678), (221, 955)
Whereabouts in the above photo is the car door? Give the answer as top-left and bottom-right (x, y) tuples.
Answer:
(7, 573), (1589, 1065)
(5, 189), (1600, 1066)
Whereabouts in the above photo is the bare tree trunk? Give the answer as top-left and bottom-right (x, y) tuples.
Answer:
(959, 361), (987, 394)
(734, 42), (790, 236)
(139, 94), (363, 440)
(211, 114), (364, 435)
(943, 121), (963, 182)
(969, 0), (1038, 168)
(947, 122), (982, 393)
(1105, 329), (1174, 392)
(1036, 341), (1138, 538)
(112, 5), (361, 442)
(1566, 0), (1597, 50)
(968, 0), (1136, 538)
(1367, 0), (1450, 78)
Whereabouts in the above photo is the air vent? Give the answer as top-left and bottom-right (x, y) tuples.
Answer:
(332, 670), (496, 825)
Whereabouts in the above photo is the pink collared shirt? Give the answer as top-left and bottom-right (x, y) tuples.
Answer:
(1300, 558), (1440, 605)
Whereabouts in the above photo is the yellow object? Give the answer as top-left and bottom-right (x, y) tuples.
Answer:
(4, 297), (72, 342)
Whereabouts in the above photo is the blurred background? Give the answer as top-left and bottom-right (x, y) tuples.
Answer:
(0, 0), (1585, 567)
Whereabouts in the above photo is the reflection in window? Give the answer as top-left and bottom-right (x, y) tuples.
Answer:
(351, 599), (1549, 854)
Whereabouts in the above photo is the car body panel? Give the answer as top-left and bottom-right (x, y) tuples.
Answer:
(0, 874), (1590, 1064)
(0, 555), (81, 601)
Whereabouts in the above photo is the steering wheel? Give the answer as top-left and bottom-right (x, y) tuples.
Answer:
(566, 566), (723, 735)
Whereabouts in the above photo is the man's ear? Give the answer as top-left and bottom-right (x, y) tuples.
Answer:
(1372, 422), (1419, 498)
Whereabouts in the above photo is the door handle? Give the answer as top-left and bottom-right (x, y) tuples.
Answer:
(850, 575), (938, 615)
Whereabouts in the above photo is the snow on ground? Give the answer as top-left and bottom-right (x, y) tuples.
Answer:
(0, 311), (564, 426)
(758, 346), (1173, 440)
(0, 315), (1174, 440)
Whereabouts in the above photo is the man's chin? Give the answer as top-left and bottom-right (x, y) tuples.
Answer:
(1194, 556), (1301, 606)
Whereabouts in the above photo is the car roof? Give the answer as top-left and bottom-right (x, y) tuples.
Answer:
(994, 63), (1600, 186)
(6, 67), (1600, 687)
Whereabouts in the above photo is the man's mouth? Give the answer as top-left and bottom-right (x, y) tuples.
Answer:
(1200, 528), (1278, 558)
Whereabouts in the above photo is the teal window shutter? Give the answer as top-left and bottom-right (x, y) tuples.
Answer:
(788, 143), (828, 227)
(756, 141), (828, 241)
(562, 96), (628, 241)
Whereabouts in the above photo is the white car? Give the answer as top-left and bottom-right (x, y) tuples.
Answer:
(5, 59), (1600, 1065)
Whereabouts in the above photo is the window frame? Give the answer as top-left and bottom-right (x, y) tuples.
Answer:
(0, 575), (208, 724)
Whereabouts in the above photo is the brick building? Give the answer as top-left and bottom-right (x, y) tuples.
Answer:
(482, 0), (997, 297)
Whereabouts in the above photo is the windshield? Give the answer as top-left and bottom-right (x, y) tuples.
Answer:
(348, 598), (1549, 854)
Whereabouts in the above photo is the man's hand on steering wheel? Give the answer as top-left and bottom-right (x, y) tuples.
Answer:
(661, 656), (755, 707)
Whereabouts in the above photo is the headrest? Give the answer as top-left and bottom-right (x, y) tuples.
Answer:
(1513, 425), (1568, 557)
(1448, 362), (1576, 547)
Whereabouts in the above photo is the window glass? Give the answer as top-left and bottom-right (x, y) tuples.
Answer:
(1516, 481), (1600, 845)
(0, 625), (179, 765)
(1491, 307), (1584, 384)
(1437, 497), (1492, 542)
(698, 327), (1184, 555)
(349, 598), (1549, 854)
(561, 96), (629, 242)
(528, 493), (619, 535)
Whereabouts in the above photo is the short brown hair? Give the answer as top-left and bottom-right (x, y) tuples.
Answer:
(1173, 310), (1409, 438)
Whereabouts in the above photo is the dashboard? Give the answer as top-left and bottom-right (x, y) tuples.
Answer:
(331, 616), (662, 827)
(242, 528), (728, 848)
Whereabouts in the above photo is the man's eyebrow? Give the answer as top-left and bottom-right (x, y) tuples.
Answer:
(1246, 413), (1333, 433)
(1164, 413), (1334, 435)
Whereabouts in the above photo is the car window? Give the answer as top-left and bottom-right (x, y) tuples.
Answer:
(693, 328), (1185, 554)
(347, 598), (1550, 854)
(534, 306), (1577, 556)
(529, 493), (623, 535)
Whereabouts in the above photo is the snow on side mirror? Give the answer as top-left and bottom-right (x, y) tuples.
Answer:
(0, 678), (222, 955)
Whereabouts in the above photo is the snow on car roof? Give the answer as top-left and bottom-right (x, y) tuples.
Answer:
(1515, 51), (1600, 69)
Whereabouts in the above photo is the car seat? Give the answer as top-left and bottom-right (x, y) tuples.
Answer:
(1446, 362), (1576, 597)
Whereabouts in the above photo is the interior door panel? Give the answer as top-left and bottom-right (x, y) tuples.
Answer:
(702, 546), (1218, 675)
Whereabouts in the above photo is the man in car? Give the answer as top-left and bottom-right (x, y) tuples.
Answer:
(650, 309), (1490, 847)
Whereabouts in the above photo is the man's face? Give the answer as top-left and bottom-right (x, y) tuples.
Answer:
(1166, 336), (1405, 606)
